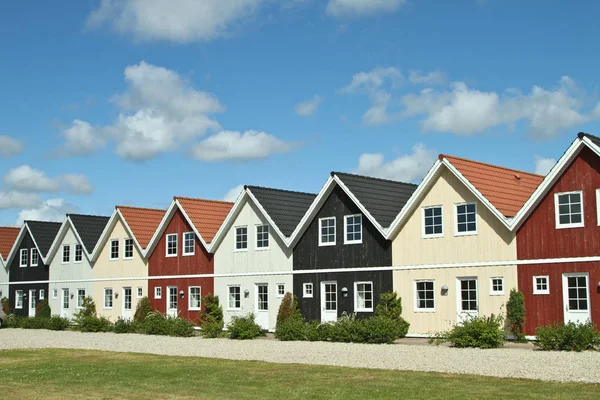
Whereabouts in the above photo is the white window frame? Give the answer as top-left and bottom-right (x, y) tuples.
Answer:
(104, 288), (113, 309)
(30, 247), (38, 267)
(344, 214), (362, 245)
(228, 285), (241, 310)
(62, 244), (70, 264)
(188, 286), (201, 311)
(354, 281), (374, 312)
(490, 277), (504, 296)
(414, 280), (436, 312)
(276, 283), (285, 297)
(597, 189), (600, 226)
(533, 275), (550, 295)
(256, 224), (270, 250)
(183, 232), (195, 256)
(303, 283), (313, 298)
(454, 202), (478, 236)
(19, 249), (28, 267)
(15, 290), (23, 309)
(318, 217), (336, 246)
(154, 286), (162, 299)
(137, 287), (143, 298)
(109, 239), (119, 260)
(555, 191), (584, 229)
(234, 226), (248, 251)
(39, 289), (45, 300)
(52, 289), (58, 300)
(77, 288), (86, 309)
(74, 244), (83, 263)
(422, 205), (444, 238)
(123, 238), (134, 260)
(166, 233), (177, 257)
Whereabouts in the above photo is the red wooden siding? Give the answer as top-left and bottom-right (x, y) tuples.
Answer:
(148, 209), (213, 322)
(517, 147), (600, 334)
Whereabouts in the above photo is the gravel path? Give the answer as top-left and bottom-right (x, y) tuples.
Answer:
(1, 329), (599, 384)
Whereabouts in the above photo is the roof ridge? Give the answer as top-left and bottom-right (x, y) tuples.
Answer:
(441, 154), (544, 178)
(0, 226), (20, 230)
(331, 171), (419, 186)
(67, 213), (110, 219)
(117, 205), (166, 212)
(25, 220), (62, 225)
(246, 185), (317, 197)
(174, 196), (234, 205)
(578, 131), (600, 141)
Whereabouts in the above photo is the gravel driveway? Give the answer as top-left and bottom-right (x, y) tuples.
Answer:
(1, 329), (599, 383)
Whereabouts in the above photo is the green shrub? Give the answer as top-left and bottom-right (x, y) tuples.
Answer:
(167, 316), (195, 337)
(2, 297), (12, 314)
(36, 299), (51, 319)
(5, 314), (22, 328)
(227, 313), (265, 340)
(535, 321), (600, 351)
(21, 316), (49, 329)
(137, 311), (195, 337)
(73, 297), (97, 322)
(375, 292), (403, 320)
(197, 293), (224, 338)
(276, 292), (301, 328)
(133, 297), (153, 323)
(431, 315), (506, 349)
(328, 313), (365, 343)
(48, 316), (70, 331)
(75, 315), (113, 333)
(506, 289), (526, 342)
(113, 317), (138, 334)
(306, 321), (331, 341)
(275, 314), (307, 341)
(361, 316), (409, 344)
(201, 319), (226, 338)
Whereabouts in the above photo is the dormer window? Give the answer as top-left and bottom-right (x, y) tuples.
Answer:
(555, 191), (583, 228)
(319, 217), (336, 246)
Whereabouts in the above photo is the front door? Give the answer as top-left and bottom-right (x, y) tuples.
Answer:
(321, 281), (338, 323)
(28, 289), (36, 317)
(61, 288), (69, 317)
(562, 273), (591, 324)
(457, 277), (478, 323)
(122, 287), (132, 320)
(255, 284), (269, 330)
(167, 287), (178, 317)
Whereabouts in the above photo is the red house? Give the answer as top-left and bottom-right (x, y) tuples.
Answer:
(145, 197), (233, 321)
(513, 132), (600, 334)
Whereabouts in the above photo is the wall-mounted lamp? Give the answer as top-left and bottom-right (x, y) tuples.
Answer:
(70, 293), (74, 299)
(179, 290), (185, 299)
(244, 289), (250, 298)
(115, 292), (119, 299)
(341, 287), (348, 297)
(441, 285), (449, 296)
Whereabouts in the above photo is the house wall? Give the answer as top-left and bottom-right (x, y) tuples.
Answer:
(0, 263), (8, 304)
(392, 168), (517, 335)
(517, 147), (600, 334)
(148, 209), (213, 322)
(293, 185), (393, 321)
(214, 199), (293, 331)
(94, 218), (148, 321)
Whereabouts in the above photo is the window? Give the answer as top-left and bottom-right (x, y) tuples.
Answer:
(15, 290), (23, 309)
(455, 203), (477, 235)
(39, 289), (45, 300)
(104, 288), (113, 309)
(20, 249), (28, 267)
(533, 276), (550, 295)
(183, 232), (195, 256)
(344, 214), (362, 244)
(277, 284), (285, 297)
(597, 189), (600, 226)
(189, 286), (201, 310)
(166, 234), (177, 256)
(52, 289), (58, 300)
(77, 289), (85, 308)
(63, 289), (70, 310)
(415, 281), (435, 311)
(256, 225), (270, 249)
(74, 244), (83, 262)
(137, 287), (143, 298)
(235, 227), (248, 250)
(319, 217), (336, 246)
(62, 245), (70, 263)
(354, 282), (373, 312)
(124, 239), (134, 259)
(555, 191), (583, 228)
(30, 248), (38, 266)
(110, 239), (119, 260)
(154, 286), (162, 299)
(423, 206), (443, 237)
(257, 284), (268, 311)
(228, 286), (241, 309)
(490, 277), (504, 295)
(303, 283), (313, 298)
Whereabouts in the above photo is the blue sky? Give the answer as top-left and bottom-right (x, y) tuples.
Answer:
(1, 0), (600, 225)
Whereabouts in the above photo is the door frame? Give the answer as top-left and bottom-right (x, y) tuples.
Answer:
(562, 272), (591, 324)
(255, 283), (269, 330)
(28, 289), (36, 317)
(61, 288), (69, 317)
(166, 286), (178, 317)
(320, 281), (338, 323)
(456, 277), (479, 322)
(122, 287), (132, 319)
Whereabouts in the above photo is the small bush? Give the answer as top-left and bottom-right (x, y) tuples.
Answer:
(375, 292), (403, 320)
(137, 311), (195, 337)
(36, 299), (51, 319)
(328, 313), (364, 343)
(197, 293), (224, 338)
(48, 316), (70, 331)
(2, 297), (12, 314)
(75, 315), (113, 333)
(506, 289), (526, 342)
(167, 316), (195, 337)
(431, 315), (506, 349)
(201, 319), (226, 338)
(306, 321), (331, 342)
(227, 313), (265, 340)
(73, 297), (97, 321)
(113, 317), (138, 334)
(133, 297), (153, 323)
(21, 316), (49, 329)
(275, 314), (306, 341)
(5, 314), (22, 328)
(276, 292), (301, 328)
(535, 321), (600, 351)
(361, 316), (409, 344)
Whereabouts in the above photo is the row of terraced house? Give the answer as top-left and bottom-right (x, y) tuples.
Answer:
(1, 132), (599, 336)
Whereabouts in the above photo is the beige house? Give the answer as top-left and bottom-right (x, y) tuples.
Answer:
(387, 155), (542, 336)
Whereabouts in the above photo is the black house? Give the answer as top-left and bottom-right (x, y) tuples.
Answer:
(7, 221), (61, 317)
(290, 172), (417, 322)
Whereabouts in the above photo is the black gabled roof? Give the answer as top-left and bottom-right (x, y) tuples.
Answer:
(578, 131), (600, 148)
(333, 172), (418, 228)
(246, 186), (317, 237)
(26, 221), (62, 258)
(68, 214), (110, 254)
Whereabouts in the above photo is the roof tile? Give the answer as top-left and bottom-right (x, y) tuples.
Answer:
(117, 206), (166, 249)
(0, 227), (20, 260)
(175, 197), (233, 243)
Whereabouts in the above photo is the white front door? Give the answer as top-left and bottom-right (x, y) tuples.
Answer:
(457, 277), (478, 323)
(61, 288), (69, 317)
(122, 287), (132, 320)
(321, 281), (338, 323)
(28, 289), (37, 317)
(255, 284), (269, 330)
(167, 287), (178, 317)
(562, 273), (591, 324)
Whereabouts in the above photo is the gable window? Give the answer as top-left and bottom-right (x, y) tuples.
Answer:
(423, 206), (443, 237)
(235, 226), (248, 250)
(154, 286), (162, 299)
(104, 288), (113, 309)
(354, 282), (373, 312)
(15, 290), (23, 309)
(277, 284), (285, 297)
(455, 203), (477, 235)
(74, 244), (83, 262)
(228, 286), (241, 310)
(189, 286), (201, 310)
(62, 245), (70, 263)
(39, 289), (45, 300)
(415, 280), (435, 312)
(20, 249), (28, 267)
(533, 276), (550, 295)
(137, 287), (143, 298)
(30, 248), (39, 267)
(124, 239), (134, 259)
(110, 239), (119, 260)
(166, 234), (177, 257)
(303, 283), (313, 298)
(490, 277), (504, 295)
(344, 214), (362, 244)
(555, 191), (583, 228)
(319, 217), (336, 246)
(77, 289), (86, 308)
(52, 289), (58, 300)
(183, 232), (195, 256)
(256, 225), (269, 249)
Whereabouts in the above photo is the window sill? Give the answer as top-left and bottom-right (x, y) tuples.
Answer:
(454, 231), (478, 237)
(109, 258), (119, 262)
(103, 307), (113, 310)
(414, 309), (436, 313)
(303, 295), (313, 298)
(165, 254), (177, 258)
(422, 234), (444, 239)
(490, 292), (504, 296)
(123, 257), (133, 260)
(355, 308), (373, 313)
(182, 253), (195, 257)
(73, 261), (83, 264)
(318, 242), (336, 247)
(228, 308), (242, 311)
(234, 249), (248, 253)
(154, 297), (162, 300)
(555, 223), (584, 230)
(188, 307), (201, 311)
(533, 292), (549, 295)
(19, 265), (27, 268)
(344, 240), (362, 245)
(255, 247), (270, 251)
(30, 265), (38, 267)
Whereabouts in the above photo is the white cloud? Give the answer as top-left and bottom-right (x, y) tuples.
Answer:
(3, 165), (93, 194)
(534, 156), (556, 176)
(354, 143), (436, 182)
(0, 192), (41, 209)
(0, 136), (24, 157)
(192, 130), (294, 162)
(408, 70), (447, 86)
(59, 120), (106, 156)
(60, 174), (94, 195)
(223, 184), (245, 202)
(326, 0), (406, 17)
(16, 198), (76, 225)
(86, 0), (261, 43)
(295, 95), (324, 117)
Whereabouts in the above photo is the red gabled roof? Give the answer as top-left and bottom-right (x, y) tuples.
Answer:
(175, 197), (234, 243)
(117, 206), (166, 249)
(0, 227), (20, 260)
(442, 155), (545, 217)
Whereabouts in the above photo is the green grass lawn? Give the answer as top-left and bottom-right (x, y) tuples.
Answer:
(0, 349), (598, 399)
